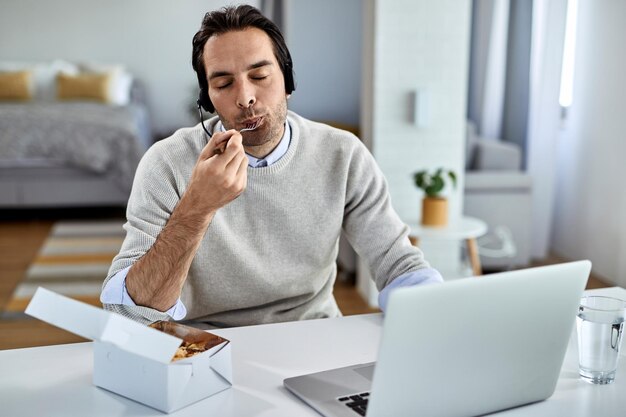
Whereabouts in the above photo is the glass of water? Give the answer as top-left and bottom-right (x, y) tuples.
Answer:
(577, 295), (626, 384)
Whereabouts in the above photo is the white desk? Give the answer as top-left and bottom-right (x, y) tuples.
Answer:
(1, 287), (626, 417)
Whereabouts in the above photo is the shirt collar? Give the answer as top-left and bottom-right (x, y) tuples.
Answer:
(217, 121), (291, 168)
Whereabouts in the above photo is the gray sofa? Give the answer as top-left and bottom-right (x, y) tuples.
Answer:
(464, 122), (532, 270)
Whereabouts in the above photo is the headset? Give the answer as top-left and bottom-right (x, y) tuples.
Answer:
(196, 62), (296, 139)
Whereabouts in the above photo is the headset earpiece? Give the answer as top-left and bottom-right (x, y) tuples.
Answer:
(284, 64), (296, 95)
(197, 88), (215, 113)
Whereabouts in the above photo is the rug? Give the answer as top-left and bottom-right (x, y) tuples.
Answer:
(5, 219), (126, 312)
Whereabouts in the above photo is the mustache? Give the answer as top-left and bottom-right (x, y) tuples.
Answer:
(236, 110), (263, 123)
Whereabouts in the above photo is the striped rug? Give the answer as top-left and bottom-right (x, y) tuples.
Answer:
(6, 219), (126, 312)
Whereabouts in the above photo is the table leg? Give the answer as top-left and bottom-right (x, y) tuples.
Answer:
(466, 238), (482, 276)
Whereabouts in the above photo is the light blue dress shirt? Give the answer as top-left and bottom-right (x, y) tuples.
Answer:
(100, 121), (442, 319)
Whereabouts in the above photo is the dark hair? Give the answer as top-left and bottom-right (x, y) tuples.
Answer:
(192, 4), (295, 109)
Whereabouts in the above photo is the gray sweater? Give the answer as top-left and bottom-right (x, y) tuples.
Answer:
(103, 111), (429, 327)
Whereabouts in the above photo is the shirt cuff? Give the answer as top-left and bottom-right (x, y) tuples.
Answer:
(100, 265), (187, 320)
(378, 267), (444, 312)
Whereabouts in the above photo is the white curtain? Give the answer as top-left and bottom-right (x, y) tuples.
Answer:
(468, 0), (568, 259)
(467, 0), (510, 140)
(526, 0), (568, 258)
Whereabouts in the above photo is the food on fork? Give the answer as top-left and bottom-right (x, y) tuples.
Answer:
(213, 120), (260, 155)
(240, 118), (261, 132)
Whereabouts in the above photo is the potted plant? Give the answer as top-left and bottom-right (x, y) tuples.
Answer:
(413, 168), (457, 226)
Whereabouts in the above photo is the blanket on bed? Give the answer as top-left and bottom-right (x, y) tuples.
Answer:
(0, 102), (147, 191)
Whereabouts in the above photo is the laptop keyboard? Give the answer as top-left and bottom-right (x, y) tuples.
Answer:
(338, 392), (370, 416)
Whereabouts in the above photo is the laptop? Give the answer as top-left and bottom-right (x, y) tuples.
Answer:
(284, 260), (591, 417)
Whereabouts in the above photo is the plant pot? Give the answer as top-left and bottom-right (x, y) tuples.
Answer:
(421, 197), (448, 227)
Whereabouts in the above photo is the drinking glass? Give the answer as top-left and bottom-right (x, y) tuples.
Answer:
(576, 295), (626, 384)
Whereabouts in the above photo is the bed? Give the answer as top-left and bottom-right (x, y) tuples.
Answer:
(0, 62), (151, 209)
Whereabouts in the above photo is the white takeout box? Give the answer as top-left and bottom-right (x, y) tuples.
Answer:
(25, 287), (232, 413)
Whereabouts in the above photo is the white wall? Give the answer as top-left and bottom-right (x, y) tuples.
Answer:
(366, 0), (470, 224)
(0, 0), (258, 136)
(552, 0), (626, 286)
(358, 0), (471, 303)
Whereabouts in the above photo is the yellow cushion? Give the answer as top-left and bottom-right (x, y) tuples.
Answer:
(56, 72), (112, 103)
(0, 70), (33, 101)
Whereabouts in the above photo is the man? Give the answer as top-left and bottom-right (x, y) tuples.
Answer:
(101, 5), (442, 328)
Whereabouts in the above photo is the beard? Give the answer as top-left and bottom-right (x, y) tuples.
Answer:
(217, 98), (287, 149)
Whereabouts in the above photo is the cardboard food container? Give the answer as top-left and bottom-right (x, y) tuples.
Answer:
(25, 287), (232, 413)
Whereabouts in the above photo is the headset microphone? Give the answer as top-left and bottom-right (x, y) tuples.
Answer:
(197, 97), (212, 139)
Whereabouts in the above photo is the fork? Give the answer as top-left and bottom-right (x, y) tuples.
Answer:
(240, 118), (261, 133)
(214, 125), (258, 155)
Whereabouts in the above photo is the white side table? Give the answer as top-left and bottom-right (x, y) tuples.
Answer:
(406, 216), (488, 276)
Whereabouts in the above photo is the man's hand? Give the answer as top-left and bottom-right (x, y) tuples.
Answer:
(124, 130), (248, 312)
(184, 129), (249, 217)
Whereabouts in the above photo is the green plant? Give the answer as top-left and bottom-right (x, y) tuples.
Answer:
(413, 168), (457, 198)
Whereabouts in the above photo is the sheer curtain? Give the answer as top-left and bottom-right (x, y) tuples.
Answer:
(526, 0), (568, 258)
(467, 0), (568, 259)
(467, 0), (534, 148)
(467, 0), (510, 141)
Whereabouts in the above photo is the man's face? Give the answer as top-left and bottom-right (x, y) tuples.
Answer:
(203, 28), (288, 153)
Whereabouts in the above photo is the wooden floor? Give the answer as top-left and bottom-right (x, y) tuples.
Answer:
(0, 218), (610, 351)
